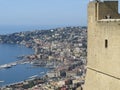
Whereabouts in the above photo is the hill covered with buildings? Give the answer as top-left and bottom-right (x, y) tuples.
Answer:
(0, 26), (87, 90)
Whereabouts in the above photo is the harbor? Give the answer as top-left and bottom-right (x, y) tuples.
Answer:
(0, 26), (87, 89)
(0, 44), (50, 87)
(0, 60), (28, 70)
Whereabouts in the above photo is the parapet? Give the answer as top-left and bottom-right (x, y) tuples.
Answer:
(98, 19), (120, 22)
(88, 0), (120, 22)
(97, 1), (120, 20)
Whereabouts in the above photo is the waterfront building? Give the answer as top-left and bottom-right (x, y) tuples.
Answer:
(84, 0), (120, 90)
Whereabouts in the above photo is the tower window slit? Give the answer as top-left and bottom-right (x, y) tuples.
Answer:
(105, 39), (108, 48)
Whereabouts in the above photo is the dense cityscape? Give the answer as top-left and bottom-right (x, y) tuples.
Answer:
(0, 26), (87, 90)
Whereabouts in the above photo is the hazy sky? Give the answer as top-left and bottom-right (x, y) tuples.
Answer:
(0, 0), (89, 26)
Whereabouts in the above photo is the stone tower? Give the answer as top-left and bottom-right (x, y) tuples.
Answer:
(84, 0), (120, 90)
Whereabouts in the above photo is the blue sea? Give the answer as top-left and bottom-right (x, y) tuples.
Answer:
(0, 44), (49, 86)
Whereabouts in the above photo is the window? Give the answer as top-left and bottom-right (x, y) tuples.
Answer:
(105, 39), (108, 48)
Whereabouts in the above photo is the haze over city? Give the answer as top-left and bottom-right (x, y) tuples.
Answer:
(1, 0), (120, 34)
(0, 0), (89, 34)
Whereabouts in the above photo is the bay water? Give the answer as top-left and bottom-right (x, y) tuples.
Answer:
(0, 44), (49, 86)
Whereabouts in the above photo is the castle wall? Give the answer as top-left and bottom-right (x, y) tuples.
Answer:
(84, 69), (120, 90)
(84, 1), (120, 90)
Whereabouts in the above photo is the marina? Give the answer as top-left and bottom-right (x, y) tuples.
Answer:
(0, 62), (16, 69)
(0, 44), (49, 86)
(0, 59), (29, 70)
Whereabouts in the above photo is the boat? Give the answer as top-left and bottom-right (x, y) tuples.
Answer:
(0, 80), (4, 83)
(11, 63), (17, 66)
(40, 72), (45, 74)
(29, 75), (38, 79)
(0, 64), (12, 69)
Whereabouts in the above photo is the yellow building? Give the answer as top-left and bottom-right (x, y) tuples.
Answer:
(84, 0), (120, 90)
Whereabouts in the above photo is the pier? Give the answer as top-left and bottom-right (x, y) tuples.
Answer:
(0, 59), (29, 70)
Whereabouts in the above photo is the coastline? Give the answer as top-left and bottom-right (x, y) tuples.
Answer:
(0, 44), (51, 88)
(0, 26), (87, 89)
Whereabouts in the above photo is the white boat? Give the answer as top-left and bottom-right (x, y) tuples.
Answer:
(40, 72), (45, 74)
(29, 75), (38, 79)
(0, 80), (4, 83)
(11, 63), (17, 66)
(0, 64), (12, 69)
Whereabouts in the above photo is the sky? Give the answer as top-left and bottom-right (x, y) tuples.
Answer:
(0, 0), (89, 27)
